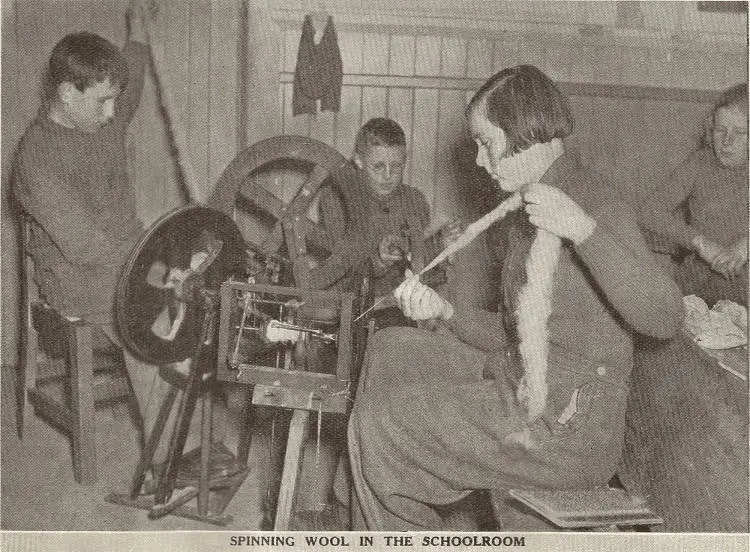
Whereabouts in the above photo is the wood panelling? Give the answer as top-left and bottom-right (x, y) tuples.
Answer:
(275, 23), (730, 218)
(3, 1), (746, 366)
(2, 0), (244, 364)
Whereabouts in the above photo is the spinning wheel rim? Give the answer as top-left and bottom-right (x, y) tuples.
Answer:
(207, 135), (352, 287)
(115, 205), (246, 365)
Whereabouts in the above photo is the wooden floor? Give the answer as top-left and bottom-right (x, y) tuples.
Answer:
(1, 364), (269, 531)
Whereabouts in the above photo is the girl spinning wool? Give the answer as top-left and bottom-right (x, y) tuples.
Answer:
(347, 65), (684, 530)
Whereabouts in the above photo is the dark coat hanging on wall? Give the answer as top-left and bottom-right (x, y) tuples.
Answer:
(292, 15), (343, 116)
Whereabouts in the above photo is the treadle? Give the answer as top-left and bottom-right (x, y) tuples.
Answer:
(498, 487), (663, 530)
(104, 466), (250, 526)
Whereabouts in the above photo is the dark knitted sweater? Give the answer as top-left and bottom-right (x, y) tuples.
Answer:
(640, 147), (749, 249)
(13, 41), (149, 322)
(292, 15), (343, 115)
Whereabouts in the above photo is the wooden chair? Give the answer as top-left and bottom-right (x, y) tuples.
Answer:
(17, 214), (133, 485)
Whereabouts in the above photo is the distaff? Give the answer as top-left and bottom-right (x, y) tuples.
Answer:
(353, 192), (523, 322)
(393, 181), (598, 321)
(141, 2), (204, 204)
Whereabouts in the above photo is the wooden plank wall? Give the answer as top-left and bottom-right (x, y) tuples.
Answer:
(273, 17), (745, 226)
(1, 0), (243, 365)
(2, 1), (746, 365)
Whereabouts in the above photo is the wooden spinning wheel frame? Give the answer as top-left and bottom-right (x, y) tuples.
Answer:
(208, 135), (351, 289)
(209, 135), (372, 530)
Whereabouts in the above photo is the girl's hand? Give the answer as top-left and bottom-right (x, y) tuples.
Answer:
(522, 183), (596, 244)
(393, 269), (454, 320)
(692, 234), (724, 267)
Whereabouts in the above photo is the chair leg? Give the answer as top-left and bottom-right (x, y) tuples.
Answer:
(69, 323), (96, 485)
(17, 311), (39, 439)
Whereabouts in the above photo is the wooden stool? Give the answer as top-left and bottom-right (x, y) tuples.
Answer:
(19, 303), (132, 484)
(489, 486), (662, 531)
(18, 214), (132, 485)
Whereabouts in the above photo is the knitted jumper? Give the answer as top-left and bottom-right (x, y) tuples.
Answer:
(13, 41), (149, 323)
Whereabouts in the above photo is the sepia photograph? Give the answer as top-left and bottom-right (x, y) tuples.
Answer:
(1, 1), (747, 550)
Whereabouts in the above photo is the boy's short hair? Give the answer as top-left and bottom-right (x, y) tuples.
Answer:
(354, 118), (406, 157)
(702, 82), (748, 149)
(467, 65), (573, 156)
(714, 82), (748, 117)
(44, 32), (129, 101)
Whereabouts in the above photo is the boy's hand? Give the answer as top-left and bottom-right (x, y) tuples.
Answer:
(522, 183), (596, 245)
(378, 234), (405, 264)
(393, 269), (454, 321)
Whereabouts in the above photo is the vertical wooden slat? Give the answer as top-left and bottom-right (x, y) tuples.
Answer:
(387, 88), (415, 186)
(492, 38), (523, 72)
(283, 81), (311, 137)
(88, 0), (126, 45)
(362, 32), (389, 75)
(338, 30), (364, 74)
(388, 34), (416, 75)
(411, 88), (440, 213)
(360, 87), (388, 125)
(285, 27), (300, 73)
(433, 89), (468, 222)
(309, 110), (337, 146)
(518, 41), (548, 74)
(414, 35), (442, 76)
(440, 37), (467, 78)
(334, 86), (362, 156)
(189, 0), (211, 194)
(466, 39), (492, 79)
(207, 0), (240, 186)
(541, 39), (575, 82)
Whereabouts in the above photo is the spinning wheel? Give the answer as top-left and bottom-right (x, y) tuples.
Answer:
(116, 205), (247, 365)
(207, 135), (354, 290)
(107, 205), (251, 525)
(108, 139), (375, 528)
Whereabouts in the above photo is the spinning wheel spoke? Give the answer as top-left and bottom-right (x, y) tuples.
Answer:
(207, 135), (349, 289)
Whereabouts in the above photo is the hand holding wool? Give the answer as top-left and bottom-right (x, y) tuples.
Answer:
(378, 234), (406, 264)
(394, 269), (454, 321)
(711, 236), (748, 279)
(692, 234), (724, 268)
(522, 183), (596, 245)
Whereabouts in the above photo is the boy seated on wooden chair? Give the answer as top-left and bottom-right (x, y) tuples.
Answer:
(12, 0), (240, 493)
(316, 117), (435, 329)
